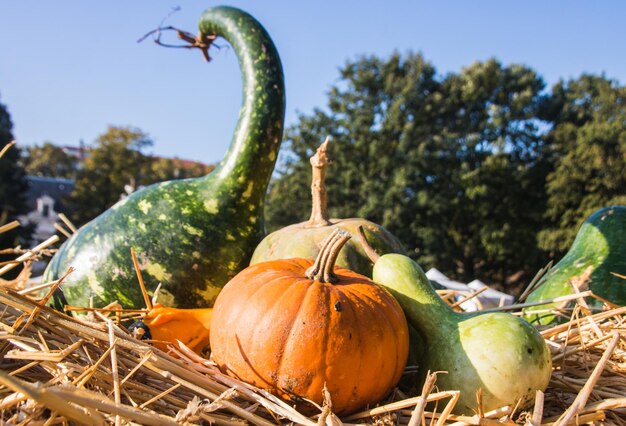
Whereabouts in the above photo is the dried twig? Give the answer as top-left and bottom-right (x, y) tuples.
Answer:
(137, 24), (218, 62)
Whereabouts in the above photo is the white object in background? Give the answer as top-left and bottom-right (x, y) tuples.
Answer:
(426, 268), (479, 312)
(426, 268), (515, 312)
(467, 279), (514, 308)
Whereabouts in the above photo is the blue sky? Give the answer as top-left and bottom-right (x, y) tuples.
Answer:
(1, 1), (625, 165)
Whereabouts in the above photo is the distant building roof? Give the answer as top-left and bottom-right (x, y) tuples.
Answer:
(25, 176), (75, 213)
(61, 144), (88, 160)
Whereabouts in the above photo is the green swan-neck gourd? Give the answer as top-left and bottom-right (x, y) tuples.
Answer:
(524, 205), (626, 325)
(43, 6), (285, 309)
(358, 228), (551, 414)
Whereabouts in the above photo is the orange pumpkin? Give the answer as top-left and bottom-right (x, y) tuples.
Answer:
(210, 229), (409, 415)
(140, 304), (213, 354)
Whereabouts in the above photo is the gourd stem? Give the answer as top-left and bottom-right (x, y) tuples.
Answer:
(356, 225), (381, 263)
(198, 7), (285, 202)
(306, 229), (350, 283)
(306, 137), (332, 227)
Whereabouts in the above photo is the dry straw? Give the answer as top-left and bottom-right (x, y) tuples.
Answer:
(1, 142), (625, 424)
(0, 265), (624, 425)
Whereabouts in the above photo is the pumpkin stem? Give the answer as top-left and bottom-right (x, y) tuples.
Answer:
(306, 229), (351, 283)
(306, 137), (332, 227)
(356, 225), (381, 263)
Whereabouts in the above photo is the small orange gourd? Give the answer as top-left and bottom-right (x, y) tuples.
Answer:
(135, 304), (213, 354)
(210, 229), (409, 415)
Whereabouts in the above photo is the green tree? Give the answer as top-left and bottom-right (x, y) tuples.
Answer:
(434, 60), (550, 287)
(0, 96), (32, 278)
(538, 75), (626, 254)
(67, 126), (153, 226)
(67, 126), (214, 226)
(23, 142), (79, 179)
(148, 157), (214, 182)
(268, 53), (444, 233)
(267, 54), (550, 291)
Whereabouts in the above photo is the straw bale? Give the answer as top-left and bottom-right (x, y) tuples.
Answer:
(0, 270), (622, 425)
(0, 169), (623, 424)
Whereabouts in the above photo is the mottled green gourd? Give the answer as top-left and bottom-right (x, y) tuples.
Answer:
(524, 205), (626, 325)
(43, 6), (285, 309)
(358, 229), (551, 414)
(250, 139), (405, 276)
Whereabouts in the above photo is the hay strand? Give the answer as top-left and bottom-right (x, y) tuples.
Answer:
(517, 260), (553, 303)
(53, 222), (72, 239)
(553, 333), (622, 425)
(0, 220), (20, 235)
(0, 140), (16, 158)
(407, 371), (438, 426)
(0, 235), (59, 277)
(57, 212), (78, 234)
(1, 237), (625, 424)
(530, 390), (545, 426)
(449, 286), (489, 309)
(130, 247), (153, 311)
(0, 370), (107, 425)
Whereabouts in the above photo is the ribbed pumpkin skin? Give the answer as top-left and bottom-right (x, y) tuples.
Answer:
(210, 258), (409, 415)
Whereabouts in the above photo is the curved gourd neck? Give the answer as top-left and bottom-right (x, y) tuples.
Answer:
(198, 7), (285, 202)
(374, 254), (458, 333)
(403, 273), (457, 333)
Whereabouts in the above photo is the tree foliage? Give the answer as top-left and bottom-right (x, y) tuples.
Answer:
(267, 54), (552, 290)
(67, 126), (214, 226)
(0, 96), (32, 278)
(538, 75), (626, 254)
(23, 142), (79, 179)
(0, 100), (28, 226)
(67, 126), (155, 226)
(148, 157), (214, 182)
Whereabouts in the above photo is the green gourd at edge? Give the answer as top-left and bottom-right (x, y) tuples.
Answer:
(358, 228), (552, 414)
(524, 205), (626, 325)
(43, 6), (285, 309)
(250, 139), (406, 277)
